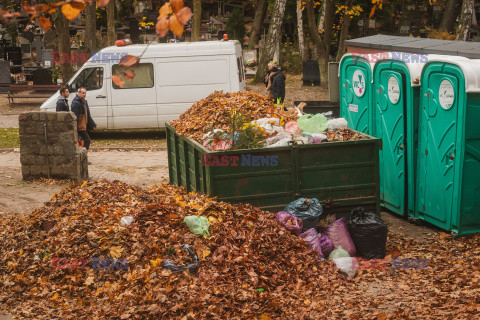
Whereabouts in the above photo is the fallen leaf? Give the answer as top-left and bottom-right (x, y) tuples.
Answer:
(123, 69), (135, 81)
(85, 276), (95, 286)
(110, 246), (124, 258)
(170, 0), (184, 13)
(112, 75), (125, 88)
(159, 3), (172, 18)
(156, 17), (169, 38)
(119, 55), (140, 67)
(37, 16), (52, 30)
(168, 14), (184, 37)
(175, 7), (192, 25)
(61, 2), (85, 21)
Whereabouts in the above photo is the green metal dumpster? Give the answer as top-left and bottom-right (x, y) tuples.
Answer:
(339, 53), (377, 135)
(416, 58), (480, 235)
(166, 123), (381, 217)
(373, 57), (424, 217)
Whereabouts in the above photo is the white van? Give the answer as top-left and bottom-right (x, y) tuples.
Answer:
(40, 40), (246, 129)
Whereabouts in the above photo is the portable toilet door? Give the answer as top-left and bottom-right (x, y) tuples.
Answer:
(416, 58), (480, 234)
(372, 56), (424, 217)
(339, 53), (379, 135)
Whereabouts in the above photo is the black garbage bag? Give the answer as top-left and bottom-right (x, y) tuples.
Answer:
(283, 198), (323, 232)
(346, 207), (388, 259)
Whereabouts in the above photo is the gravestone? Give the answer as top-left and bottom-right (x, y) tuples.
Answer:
(32, 68), (53, 85)
(129, 18), (140, 44)
(6, 47), (22, 66)
(41, 48), (53, 68)
(0, 60), (10, 93)
(302, 60), (321, 86)
(21, 43), (31, 59)
(32, 36), (44, 61)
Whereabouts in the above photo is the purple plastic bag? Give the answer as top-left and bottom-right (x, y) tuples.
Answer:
(275, 211), (303, 235)
(319, 233), (334, 257)
(299, 228), (324, 259)
(324, 217), (356, 256)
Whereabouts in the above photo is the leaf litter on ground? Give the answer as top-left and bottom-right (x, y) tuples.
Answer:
(0, 180), (479, 319)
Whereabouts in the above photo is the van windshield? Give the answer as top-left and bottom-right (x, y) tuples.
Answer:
(70, 67), (104, 91)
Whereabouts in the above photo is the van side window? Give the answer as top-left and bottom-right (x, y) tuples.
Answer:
(112, 63), (154, 89)
(70, 67), (103, 91)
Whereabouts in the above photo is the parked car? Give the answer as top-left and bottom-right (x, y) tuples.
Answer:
(40, 40), (246, 129)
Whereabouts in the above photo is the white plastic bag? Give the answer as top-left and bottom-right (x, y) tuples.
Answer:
(121, 216), (134, 227)
(308, 133), (327, 144)
(251, 118), (280, 133)
(333, 257), (359, 278)
(327, 118), (348, 130)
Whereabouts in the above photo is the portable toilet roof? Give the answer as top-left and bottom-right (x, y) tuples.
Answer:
(346, 35), (480, 59)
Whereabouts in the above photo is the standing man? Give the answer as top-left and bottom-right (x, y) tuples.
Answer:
(56, 86), (70, 112)
(271, 65), (286, 109)
(71, 87), (97, 150)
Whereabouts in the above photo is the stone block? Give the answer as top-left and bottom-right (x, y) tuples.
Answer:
(18, 113), (29, 122)
(35, 156), (46, 165)
(47, 112), (57, 121)
(38, 112), (47, 121)
(31, 113), (39, 121)
(53, 145), (63, 155)
(21, 165), (31, 178)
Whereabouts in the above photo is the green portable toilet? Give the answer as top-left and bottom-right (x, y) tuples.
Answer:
(339, 53), (380, 135)
(372, 54), (426, 217)
(416, 57), (480, 235)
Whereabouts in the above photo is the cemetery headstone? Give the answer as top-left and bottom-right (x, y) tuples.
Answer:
(32, 68), (53, 85)
(32, 37), (44, 61)
(41, 49), (53, 68)
(21, 43), (31, 59)
(0, 60), (10, 93)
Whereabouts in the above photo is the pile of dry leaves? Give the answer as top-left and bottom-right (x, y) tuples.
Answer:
(170, 91), (298, 142)
(1, 180), (480, 319)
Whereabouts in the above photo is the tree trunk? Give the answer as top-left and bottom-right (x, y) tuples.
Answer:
(107, 0), (116, 46)
(249, 0), (268, 49)
(193, 0), (202, 41)
(85, 0), (97, 53)
(336, 1), (352, 62)
(439, 0), (458, 32)
(54, 12), (74, 82)
(456, 0), (474, 41)
(318, 0), (326, 33)
(306, 0), (334, 84)
(296, 0), (305, 61)
(253, 0), (288, 83)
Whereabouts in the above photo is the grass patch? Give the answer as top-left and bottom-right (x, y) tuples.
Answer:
(0, 128), (19, 148)
(90, 129), (166, 148)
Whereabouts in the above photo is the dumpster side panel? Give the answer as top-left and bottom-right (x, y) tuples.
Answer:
(166, 124), (179, 185)
(210, 148), (295, 211)
(459, 94), (480, 234)
(298, 140), (380, 217)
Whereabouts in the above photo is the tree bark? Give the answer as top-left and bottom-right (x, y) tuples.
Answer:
(193, 0), (202, 41)
(253, 0), (288, 83)
(85, 0), (97, 53)
(54, 12), (74, 82)
(456, 0), (474, 41)
(107, 0), (116, 46)
(296, 0), (305, 61)
(249, 0), (268, 49)
(439, 0), (458, 32)
(306, 0), (334, 84)
(336, 1), (352, 62)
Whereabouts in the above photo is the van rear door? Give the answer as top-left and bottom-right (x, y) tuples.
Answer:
(235, 43), (246, 91)
(109, 60), (157, 129)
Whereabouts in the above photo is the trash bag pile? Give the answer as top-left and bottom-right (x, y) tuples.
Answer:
(170, 91), (298, 142)
(275, 198), (388, 278)
(170, 91), (368, 151)
(0, 180), (348, 319)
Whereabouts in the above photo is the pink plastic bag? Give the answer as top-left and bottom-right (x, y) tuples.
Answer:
(285, 121), (300, 134)
(299, 228), (324, 259)
(275, 211), (303, 235)
(323, 217), (356, 256)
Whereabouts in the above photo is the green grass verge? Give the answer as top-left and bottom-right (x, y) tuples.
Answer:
(0, 128), (166, 149)
(0, 128), (19, 148)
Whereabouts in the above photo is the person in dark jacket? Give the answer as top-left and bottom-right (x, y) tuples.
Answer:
(70, 87), (97, 150)
(271, 68), (286, 108)
(56, 86), (70, 112)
